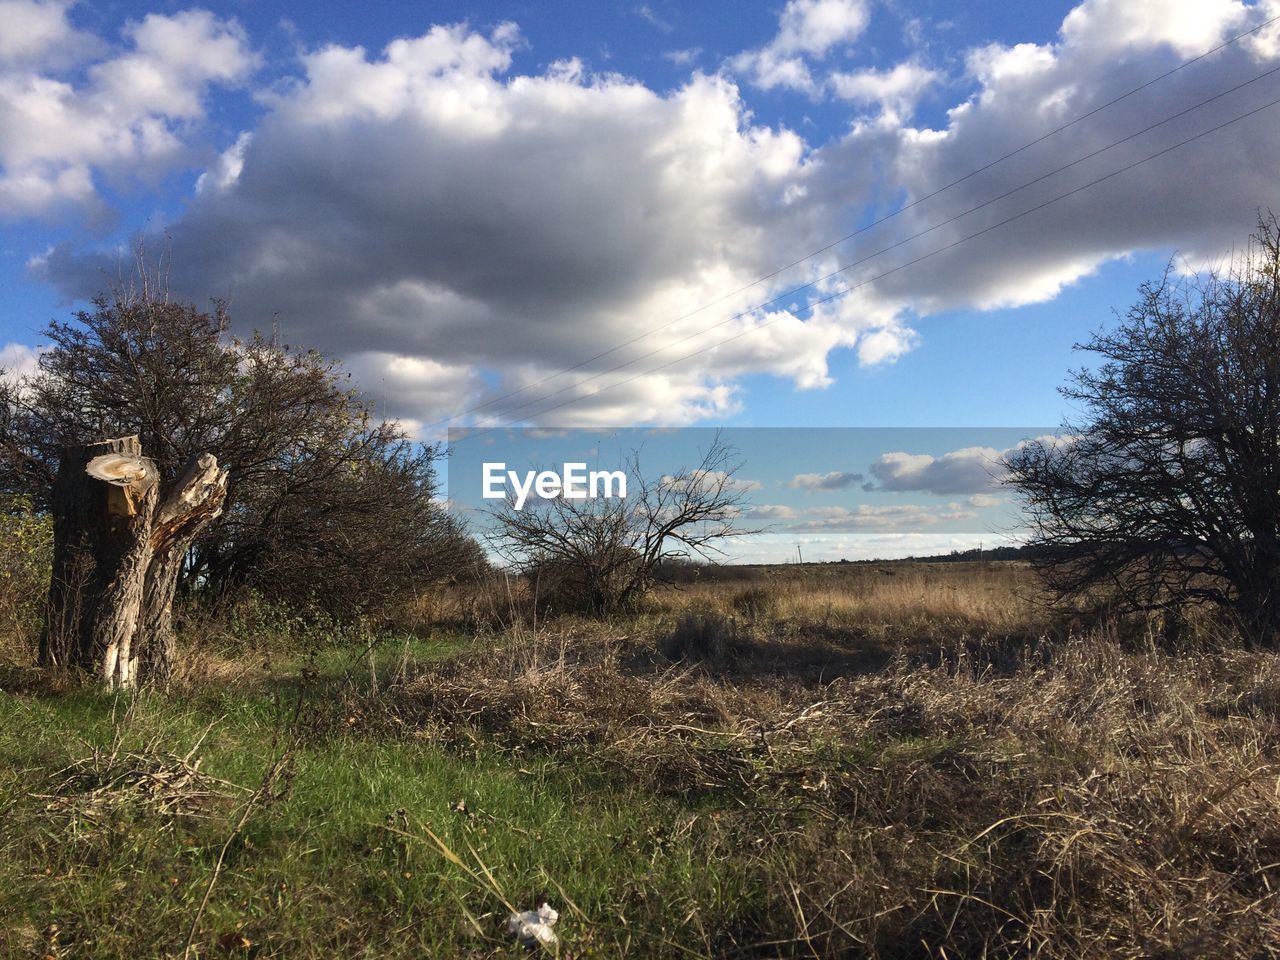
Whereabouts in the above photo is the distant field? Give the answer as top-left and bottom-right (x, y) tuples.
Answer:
(3, 562), (1279, 958)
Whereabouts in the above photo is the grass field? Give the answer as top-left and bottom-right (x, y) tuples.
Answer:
(2, 562), (1279, 958)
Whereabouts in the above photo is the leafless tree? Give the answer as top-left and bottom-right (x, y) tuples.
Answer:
(0, 289), (477, 681)
(1004, 215), (1280, 646)
(487, 434), (754, 615)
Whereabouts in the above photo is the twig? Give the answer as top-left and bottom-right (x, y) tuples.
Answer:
(181, 747), (293, 959)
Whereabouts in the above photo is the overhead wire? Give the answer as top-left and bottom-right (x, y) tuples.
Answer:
(449, 89), (1280, 447)
(419, 13), (1280, 434)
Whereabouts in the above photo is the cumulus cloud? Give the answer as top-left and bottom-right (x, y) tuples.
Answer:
(662, 468), (763, 494)
(729, 0), (870, 94)
(341, 351), (484, 439)
(1059, 0), (1248, 56)
(731, 531), (1010, 562)
(868, 447), (1004, 495)
(967, 493), (1005, 508)
(742, 500), (979, 532)
(861, 0), (1280, 315)
(867, 437), (1076, 495)
(789, 469), (864, 490)
(29, 0), (1280, 434)
(40, 21), (905, 432)
(774, 0), (870, 56)
(743, 503), (799, 520)
(0, 0), (97, 68)
(663, 48), (702, 67)
(790, 502), (977, 531)
(829, 61), (938, 120)
(0, 4), (256, 219)
(0, 341), (43, 380)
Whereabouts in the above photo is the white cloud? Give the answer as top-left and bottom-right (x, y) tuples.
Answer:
(341, 351), (484, 438)
(789, 469), (864, 490)
(863, 0), (1280, 316)
(967, 493), (1004, 508)
(868, 447), (1005, 495)
(741, 500), (981, 533)
(0, 341), (43, 380)
(663, 48), (702, 67)
(0, 6), (256, 218)
(744, 503), (799, 520)
(662, 468), (763, 494)
(855, 324), (917, 365)
(635, 5), (673, 33)
(0, 0), (96, 68)
(1059, 0), (1249, 57)
(867, 437), (1076, 496)
(789, 502), (977, 531)
(194, 131), (251, 195)
(41, 22), (904, 432)
(729, 0), (870, 94)
(829, 61), (938, 120)
(31, 1), (1280, 432)
(729, 531), (1012, 563)
(775, 0), (870, 57)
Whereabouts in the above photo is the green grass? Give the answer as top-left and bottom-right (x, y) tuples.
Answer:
(5, 569), (1280, 958)
(0, 666), (760, 958)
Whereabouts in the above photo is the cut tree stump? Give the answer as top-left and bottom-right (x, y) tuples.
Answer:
(40, 436), (228, 689)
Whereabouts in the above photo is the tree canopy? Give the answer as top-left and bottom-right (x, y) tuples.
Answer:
(0, 290), (478, 615)
(1005, 216), (1280, 646)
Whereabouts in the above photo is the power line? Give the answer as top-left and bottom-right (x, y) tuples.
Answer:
(452, 64), (1280, 434)
(449, 91), (1280, 448)
(423, 12), (1280, 433)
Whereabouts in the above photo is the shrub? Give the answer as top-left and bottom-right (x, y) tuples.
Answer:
(487, 435), (752, 617)
(0, 497), (52, 660)
(731, 586), (776, 622)
(660, 611), (739, 663)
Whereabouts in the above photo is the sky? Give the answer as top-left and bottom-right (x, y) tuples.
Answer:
(447, 426), (1053, 563)
(2, 0), (1279, 560)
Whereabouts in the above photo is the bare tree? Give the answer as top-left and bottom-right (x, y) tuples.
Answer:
(0, 289), (475, 680)
(488, 434), (753, 615)
(1004, 215), (1280, 646)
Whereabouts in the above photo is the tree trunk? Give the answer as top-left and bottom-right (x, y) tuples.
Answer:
(139, 453), (229, 684)
(1235, 577), (1280, 649)
(40, 438), (228, 688)
(40, 437), (158, 685)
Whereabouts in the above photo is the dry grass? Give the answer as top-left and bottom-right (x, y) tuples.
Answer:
(374, 571), (1280, 957)
(650, 562), (1047, 639)
(5, 561), (1280, 957)
(32, 732), (251, 828)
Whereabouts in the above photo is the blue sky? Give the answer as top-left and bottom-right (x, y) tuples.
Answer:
(448, 426), (1052, 562)
(2, 0), (1278, 558)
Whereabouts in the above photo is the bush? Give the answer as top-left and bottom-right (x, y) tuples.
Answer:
(731, 586), (776, 622)
(488, 435), (751, 617)
(0, 290), (479, 618)
(660, 611), (739, 664)
(0, 497), (52, 660)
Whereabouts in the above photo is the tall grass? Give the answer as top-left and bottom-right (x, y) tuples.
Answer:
(1, 561), (1277, 957)
(649, 562), (1043, 631)
(0, 498), (52, 665)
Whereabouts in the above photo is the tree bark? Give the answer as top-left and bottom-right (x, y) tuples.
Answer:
(40, 437), (158, 685)
(139, 454), (229, 683)
(40, 437), (227, 688)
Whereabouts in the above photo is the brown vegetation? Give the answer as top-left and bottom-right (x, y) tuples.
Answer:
(3, 561), (1279, 957)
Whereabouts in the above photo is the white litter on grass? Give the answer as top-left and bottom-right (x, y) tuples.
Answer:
(507, 902), (559, 948)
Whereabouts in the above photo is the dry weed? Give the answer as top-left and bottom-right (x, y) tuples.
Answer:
(382, 625), (1280, 958)
(33, 736), (250, 827)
